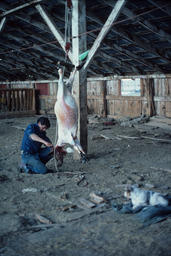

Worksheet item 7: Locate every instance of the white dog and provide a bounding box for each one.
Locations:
[124,186,168,209]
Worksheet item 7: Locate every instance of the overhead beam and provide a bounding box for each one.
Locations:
[148,0,171,17]
[103,0,171,43]
[122,7,171,44]
[35,4,73,63]
[114,27,170,63]
[87,11,170,63]
[0,0,43,18]
[88,33,140,74]
[0,17,6,32]
[88,29,163,73]
[106,40,164,73]
[83,0,126,71]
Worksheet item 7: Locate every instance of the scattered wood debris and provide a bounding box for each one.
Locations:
[75,174,88,186]
[89,192,105,204]
[117,135,141,140]
[22,188,38,193]
[150,167,171,173]
[78,198,96,209]
[119,115,150,127]
[91,134,106,140]
[141,136,171,143]
[103,121,115,126]
[61,204,77,212]
[35,214,52,224]
[60,192,69,200]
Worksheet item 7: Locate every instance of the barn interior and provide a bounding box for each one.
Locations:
[0,1,171,256]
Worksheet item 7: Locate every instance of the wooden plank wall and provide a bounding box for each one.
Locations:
[0,81,58,117]
[87,77,171,118]
[0,76,171,119]
[0,88,36,118]
[154,78,171,117]
[37,82,57,115]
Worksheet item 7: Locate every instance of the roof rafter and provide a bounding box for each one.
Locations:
[0,17,6,32]
[122,7,171,44]
[83,0,127,71]
[0,0,43,18]
[35,4,73,63]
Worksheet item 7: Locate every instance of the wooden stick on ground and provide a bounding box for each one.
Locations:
[150,167,171,173]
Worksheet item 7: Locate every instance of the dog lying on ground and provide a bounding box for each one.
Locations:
[112,185,171,226]
[124,185,169,210]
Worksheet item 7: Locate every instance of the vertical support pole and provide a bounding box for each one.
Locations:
[32,88,36,112]
[140,78,144,115]
[140,78,144,97]
[100,80,107,117]
[72,0,87,153]
[118,79,121,96]
[145,78,155,117]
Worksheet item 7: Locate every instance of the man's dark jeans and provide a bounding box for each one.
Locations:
[21,147,53,174]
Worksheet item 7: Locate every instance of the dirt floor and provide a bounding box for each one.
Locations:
[0,114,171,256]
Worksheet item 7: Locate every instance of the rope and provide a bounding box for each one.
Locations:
[64,0,72,74]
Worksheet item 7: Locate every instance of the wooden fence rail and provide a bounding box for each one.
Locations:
[0,88,36,118]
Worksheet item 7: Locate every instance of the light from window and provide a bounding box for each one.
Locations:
[121,78,140,96]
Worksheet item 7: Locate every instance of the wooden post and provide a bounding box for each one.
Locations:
[72,0,87,153]
[140,78,144,97]
[100,80,107,117]
[118,79,121,96]
[145,78,155,117]
[165,78,170,96]
[20,89,25,111]
[32,88,36,111]
[16,90,20,111]
[0,17,6,32]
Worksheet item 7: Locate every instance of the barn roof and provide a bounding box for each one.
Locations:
[0,0,171,81]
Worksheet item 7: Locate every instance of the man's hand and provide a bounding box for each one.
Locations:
[44,141,53,147]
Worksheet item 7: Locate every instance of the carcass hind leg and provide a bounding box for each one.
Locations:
[73,137,88,163]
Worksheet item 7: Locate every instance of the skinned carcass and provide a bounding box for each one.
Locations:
[54,67,87,166]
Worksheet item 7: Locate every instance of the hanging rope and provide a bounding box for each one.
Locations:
[64,0,72,62]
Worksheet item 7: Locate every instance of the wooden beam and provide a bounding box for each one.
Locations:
[83,0,126,71]
[87,74,171,82]
[15,14,51,33]
[113,27,170,63]
[0,0,43,18]
[72,0,87,153]
[100,1,171,62]
[35,4,73,63]
[112,43,164,73]
[0,17,6,32]
[148,0,171,17]
[103,0,171,43]
[144,78,156,116]
[88,33,141,74]
[122,7,171,44]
